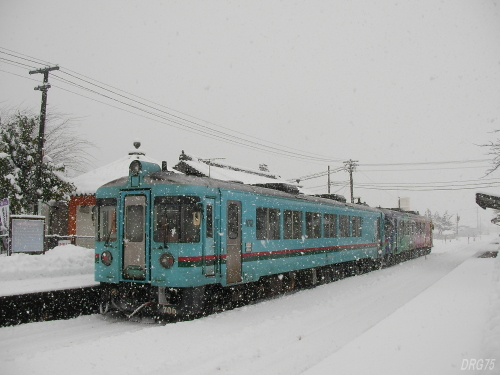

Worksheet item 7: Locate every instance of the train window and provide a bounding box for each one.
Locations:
[206,204,213,238]
[256,207,281,240]
[284,210,302,239]
[154,196,201,243]
[375,217,381,241]
[227,203,240,240]
[125,204,144,242]
[306,212,321,239]
[339,215,350,237]
[96,198,117,241]
[352,216,362,237]
[323,213,337,238]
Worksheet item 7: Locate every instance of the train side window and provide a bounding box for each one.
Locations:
[227,203,240,240]
[284,210,302,239]
[324,213,337,238]
[256,207,281,240]
[306,212,321,239]
[352,216,362,237]
[96,198,117,241]
[206,204,213,238]
[154,196,201,243]
[339,215,350,237]
[375,217,381,241]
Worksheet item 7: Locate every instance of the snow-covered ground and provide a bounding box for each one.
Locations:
[0,245,97,296]
[0,237,498,375]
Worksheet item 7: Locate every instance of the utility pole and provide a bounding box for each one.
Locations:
[29,65,59,214]
[343,159,358,204]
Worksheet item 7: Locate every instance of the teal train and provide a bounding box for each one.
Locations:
[95,160,432,318]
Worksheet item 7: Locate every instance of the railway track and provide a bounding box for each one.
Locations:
[0,286,99,327]
[0,248,430,327]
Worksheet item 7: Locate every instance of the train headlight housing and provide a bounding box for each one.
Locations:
[101,250,113,266]
[159,252,175,269]
[129,160,142,176]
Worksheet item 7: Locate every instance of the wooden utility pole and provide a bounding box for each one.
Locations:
[343,159,358,204]
[29,65,59,214]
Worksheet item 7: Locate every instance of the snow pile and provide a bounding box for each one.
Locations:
[0,245,94,281]
[484,254,500,359]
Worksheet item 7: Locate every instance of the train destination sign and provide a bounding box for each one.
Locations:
[10,216,45,254]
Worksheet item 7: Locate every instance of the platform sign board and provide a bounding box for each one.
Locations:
[0,198,8,231]
[0,198,9,253]
[10,215,45,254]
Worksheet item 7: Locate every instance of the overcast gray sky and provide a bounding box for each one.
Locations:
[1,0,500,228]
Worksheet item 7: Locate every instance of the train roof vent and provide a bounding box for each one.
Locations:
[252,183,300,195]
[385,208,420,215]
[313,194,347,203]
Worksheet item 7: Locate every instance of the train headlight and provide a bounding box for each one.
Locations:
[101,250,113,266]
[159,252,175,269]
[129,160,142,176]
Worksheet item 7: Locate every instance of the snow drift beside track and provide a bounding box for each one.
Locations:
[0,245,93,281]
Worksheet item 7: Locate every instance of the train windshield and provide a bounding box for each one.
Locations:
[96,198,117,241]
[154,196,201,243]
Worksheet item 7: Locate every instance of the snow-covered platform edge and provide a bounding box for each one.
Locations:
[304,255,500,375]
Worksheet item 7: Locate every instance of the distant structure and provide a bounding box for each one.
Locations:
[399,197,410,211]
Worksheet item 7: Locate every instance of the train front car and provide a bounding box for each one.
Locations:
[94,160,210,318]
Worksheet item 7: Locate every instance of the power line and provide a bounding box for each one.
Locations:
[0,57,37,69]
[57,68,344,164]
[357,165,491,172]
[360,159,489,167]
[1,48,346,163]
[327,180,500,191]
[1,47,497,175]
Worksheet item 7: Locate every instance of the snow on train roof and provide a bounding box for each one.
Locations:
[174,151,313,194]
[174,151,280,184]
[71,152,161,195]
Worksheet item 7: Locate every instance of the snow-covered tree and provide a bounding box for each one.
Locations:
[43,112,95,175]
[0,112,75,214]
[481,130,500,175]
[432,211,454,235]
[424,208,433,220]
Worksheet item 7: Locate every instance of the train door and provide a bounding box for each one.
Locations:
[384,216,395,255]
[121,191,150,281]
[375,216,381,254]
[203,197,216,277]
[226,200,242,284]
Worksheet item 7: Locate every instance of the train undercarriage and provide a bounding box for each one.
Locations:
[99,246,432,321]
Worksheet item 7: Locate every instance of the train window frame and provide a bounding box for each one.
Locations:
[256,207,281,240]
[206,204,213,239]
[339,215,350,237]
[323,213,337,238]
[227,203,240,240]
[352,216,362,237]
[284,210,302,239]
[375,217,381,241]
[96,198,117,242]
[153,196,201,243]
[306,212,321,239]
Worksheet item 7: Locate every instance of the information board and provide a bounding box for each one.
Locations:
[11,217,45,253]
